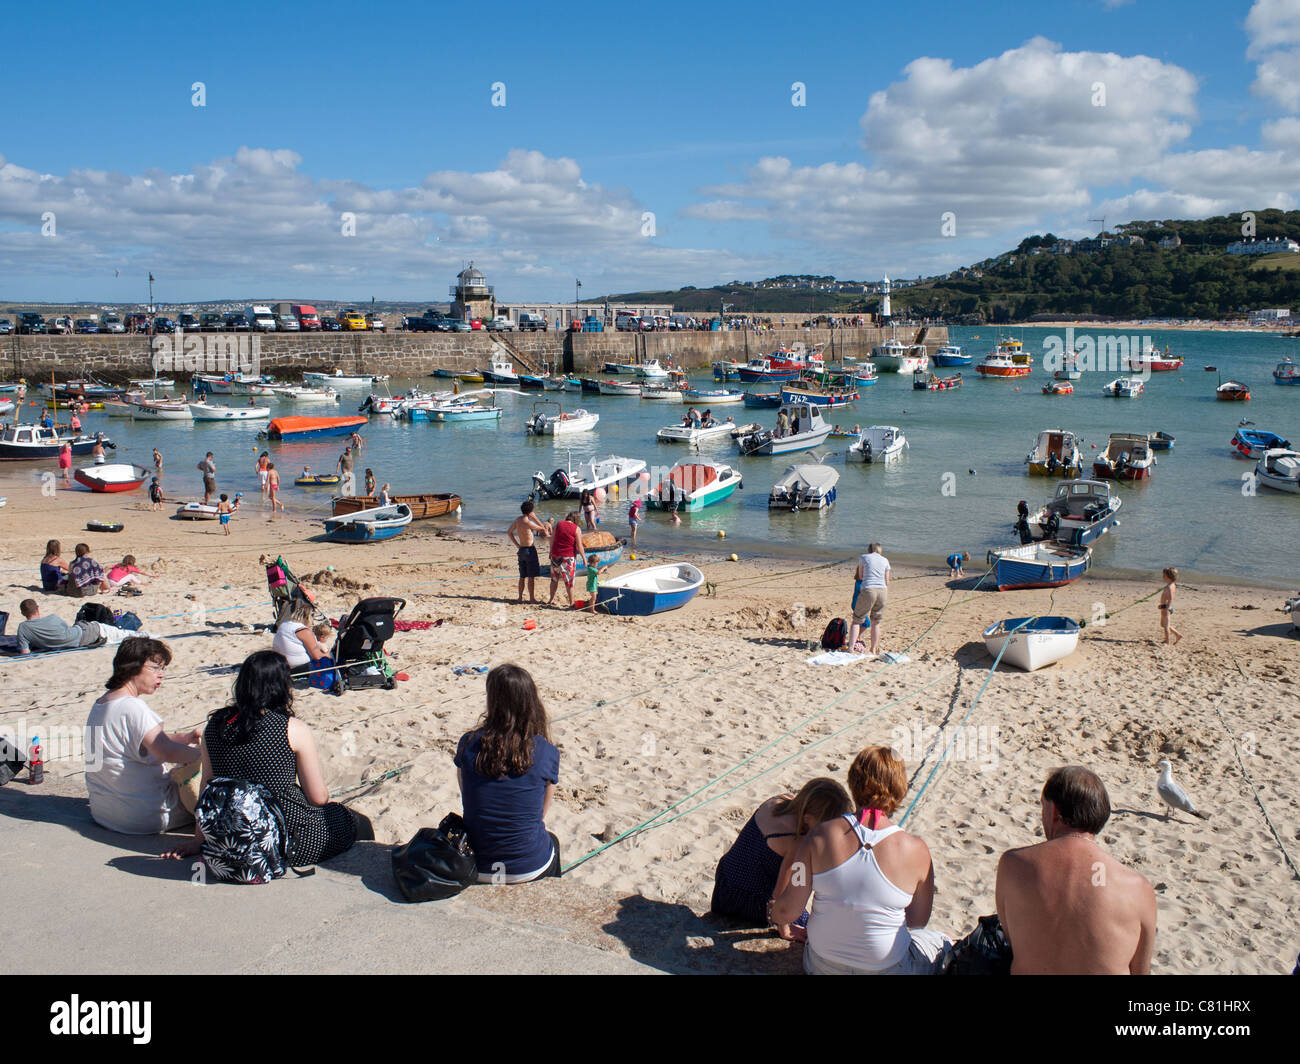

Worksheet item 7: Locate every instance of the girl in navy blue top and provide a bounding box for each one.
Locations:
[455,664,561,883]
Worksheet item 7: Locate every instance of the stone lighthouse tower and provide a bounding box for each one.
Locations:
[451,262,496,323]
[880,275,892,321]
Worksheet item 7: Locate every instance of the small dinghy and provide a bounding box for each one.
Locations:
[986,543,1091,591]
[322,503,413,542]
[85,519,124,533]
[175,502,219,520]
[526,402,599,436]
[597,379,642,396]
[595,563,704,616]
[188,402,271,421]
[1231,426,1290,460]
[684,388,744,405]
[74,463,151,493]
[1092,433,1156,480]
[1255,448,1300,493]
[1042,380,1073,396]
[1216,380,1250,401]
[768,459,839,511]
[848,425,907,463]
[332,492,461,519]
[295,473,342,486]
[983,616,1081,671]
[1148,431,1175,451]
[1102,377,1144,398]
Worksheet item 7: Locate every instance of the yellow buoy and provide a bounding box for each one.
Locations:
[717,530,726,539]
[629,552,637,560]
[729,553,739,562]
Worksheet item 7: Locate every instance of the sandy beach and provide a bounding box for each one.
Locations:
[2,478,1298,974]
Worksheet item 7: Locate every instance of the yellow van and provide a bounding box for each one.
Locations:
[341,312,368,331]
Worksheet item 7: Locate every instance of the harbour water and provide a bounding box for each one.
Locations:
[6,326,1296,586]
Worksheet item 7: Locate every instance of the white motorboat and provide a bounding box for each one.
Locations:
[735,402,832,456]
[640,384,685,400]
[648,459,742,511]
[129,377,176,388]
[196,374,275,396]
[597,379,642,396]
[602,361,641,375]
[1092,432,1156,481]
[1025,429,1083,477]
[1103,377,1145,398]
[768,458,840,511]
[266,384,340,403]
[302,370,376,389]
[636,360,670,380]
[531,454,648,499]
[656,414,739,444]
[131,401,193,421]
[526,402,600,436]
[871,341,928,374]
[188,402,271,421]
[482,357,520,385]
[983,616,1081,671]
[0,400,13,417]
[848,425,907,463]
[1255,448,1300,493]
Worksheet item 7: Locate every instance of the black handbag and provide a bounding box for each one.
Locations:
[391,813,477,902]
[944,914,1013,975]
[0,736,27,787]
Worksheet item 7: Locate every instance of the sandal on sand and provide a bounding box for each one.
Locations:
[852,641,867,654]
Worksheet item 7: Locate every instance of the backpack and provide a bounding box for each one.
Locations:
[75,602,116,627]
[821,617,848,651]
[944,914,1013,975]
[195,778,309,884]
[391,813,478,902]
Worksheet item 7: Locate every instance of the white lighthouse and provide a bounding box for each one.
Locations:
[880,275,892,320]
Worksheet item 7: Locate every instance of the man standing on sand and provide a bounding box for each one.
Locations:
[337,446,356,496]
[507,500,551,604]
[198,452,216,506]
[996,766,1157,975]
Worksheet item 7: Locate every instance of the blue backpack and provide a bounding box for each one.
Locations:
[196,778,311,884]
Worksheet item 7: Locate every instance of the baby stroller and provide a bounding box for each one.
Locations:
[264,555,316,627]
[332,597,406,691]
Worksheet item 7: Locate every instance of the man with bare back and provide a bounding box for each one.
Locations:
[507,500,552,604]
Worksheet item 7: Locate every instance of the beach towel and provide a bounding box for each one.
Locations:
[805,650,869,666]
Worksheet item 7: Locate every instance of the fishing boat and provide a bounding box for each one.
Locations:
[983,617,1081,672]
[1231,426,1291,459]
[737,357,801,384]
[1102,377,1144,398]
[295,473,342,487]
[517,374,546,390]
[640,383,685,401]
[0,425,111,461]
[266,415,368,440]
[636,359,670,380]
[175,502,219,520]
[912,371,961,391]
[526,402,599,436]
[433,401,502,422]
[1092,433,1156,480]
[73,463,150,493]
[976,354,1031,378]
[38,378,119,401]
[481,357,520,386]
[649,458,742,511]
[1029,479,1122,546]
[1216,380,1250,401]
[270,385,340,404]
[131,401,193,421]
[768,459,839,511]
[562,377,584,393]
[744,391,783,408]
[712,360,744,381]
[457,371,485,385]
[602,361,641,375]
[780,384,860,407]
[684,388,744,405]
[848,425,907,464]
[1025,430,1083,477]
[530,454,648,500]
[188,402,270,421]
[1274,359,1300,385]
[302,370,377,389]
[656,414,740,444]
[580,378,602,393]
[1255,449,1300,493]
[1148,431,1175,451]
[331,492,462,519]
[986,543,1091,592]
[1042,381,1073,396]
[995,338,1033,367]
[129,377,176,389]
[852,364,879,388]
[197,374,275,396]
[595,563,705,616]
[541,376,566,392]
[597,379,642,397]
[1125,344,1183,373]
[735,402,832,456]
[322,503,413,543]
[1053,350,1082,381]
[931,345,971,367]
[871,341,928,374]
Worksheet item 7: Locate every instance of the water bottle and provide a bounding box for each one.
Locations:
[28,736,43,785]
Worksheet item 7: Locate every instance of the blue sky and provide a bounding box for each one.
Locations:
[1,0,1296,302]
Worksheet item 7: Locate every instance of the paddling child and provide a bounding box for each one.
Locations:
[364,468,376,497]
[628,497,644,547]
[217,493,239,535]
[58,443,72,486]
[947,552,969,578]
[152,448,163,482]
[585,553,600,613]
[266,463,284,516]
[1158,567,1181,645]
[149,477,164,510]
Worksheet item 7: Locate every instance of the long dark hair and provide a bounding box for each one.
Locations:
[214,650,295,743]
[474,664,549,778]
[105,637,172,691]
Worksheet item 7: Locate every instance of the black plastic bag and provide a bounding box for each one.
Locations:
[391,813,477,902]
[945,914,1013,975]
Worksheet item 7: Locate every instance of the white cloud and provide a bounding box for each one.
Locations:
[1246,0,1300,108]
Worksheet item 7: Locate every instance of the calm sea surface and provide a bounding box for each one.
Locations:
[9,327,1298,585]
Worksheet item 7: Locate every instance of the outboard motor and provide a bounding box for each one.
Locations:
[1044,511,1061,539]
[549,469,569,498]
[528,413,545,436]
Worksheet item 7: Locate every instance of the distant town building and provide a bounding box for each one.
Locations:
[1157,232,1182,250]
[1226,237,1300,256]
[1249,308,1292,324]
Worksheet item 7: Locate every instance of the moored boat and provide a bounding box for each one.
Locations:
[131,401,193,421]
[780,384,860,406]
[74,463,150,493]
[1274,358,1300,385]
[1148,431,1175,451]
[266,415,368,440]
[983,616,1081,671]
[986,543,1091,592]
[331,492,462,518]
[597,379,642,396]
[977,354,1031,378]
[684,388,744,405]
[1042,380,1073,395]
[648,459,742,511]
[1029,479,1122,546]
[530,454,648,499]
[1092,432,1156,480]
[481,357,520,386]
[744,391,783,408]
[1025,429,1083,477]
[1102,377,1144,398]
[735,402,832,456]
[656,414,740,444]
[526,402,599,435]
[1125,344,1183,373]
[322,503,413,542]
[768,459,839,511]
[853,364,879,388]
[1254,448,1300,493]
[931,345,971,367]
[302,370,377,389]
[0,425,111,461]
[188,402,271,420]
[595,563,704,616]
[912,371,961,391]
[1231,426,1290,459]
[1216,380,1250,401]
[848,425,906,464]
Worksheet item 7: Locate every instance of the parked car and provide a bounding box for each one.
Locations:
[200,312,225,331]
[444,315,472,332]
[0,318,12,335]
[469,318,484,330]
[74,319,100,334]
[100,313,125,334]
[517,312,548,332]
[487,315,516,331]
[222,312,251,331]
[320,316,343,331]
[18,313,46,335]
[341,311,368,331]
[178,313,202,331]
[48,316,74,335]
[153,316,177,333]
[366,314,385,332]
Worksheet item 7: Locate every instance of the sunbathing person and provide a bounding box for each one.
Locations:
[15,599,144,654]
[454,663,560,883]
[40,539,69,592]
[770,745,951,974]
[85,638,200,834]
[711,777,851,937]
[996,766,1156,974]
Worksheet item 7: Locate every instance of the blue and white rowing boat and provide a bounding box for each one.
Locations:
[986,543,1091,591]
[1231,426,1291,459]
[595,563,704,616]
[322,503,413,542]
[983,616,1081,671]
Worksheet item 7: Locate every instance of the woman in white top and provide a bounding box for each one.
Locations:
[84,638,201,835]
[271,601,330,677]
[849,542,890,657]
[770,745,951,974]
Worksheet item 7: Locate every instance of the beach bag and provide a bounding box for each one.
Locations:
[821,617,848,651]
[196,778,309,884]
[308,653,340,692]
[391,813,478,902]
[944,914,1013,976]
[75,602,115,627]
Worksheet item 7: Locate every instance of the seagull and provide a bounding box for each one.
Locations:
[1157,759,1209,821]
